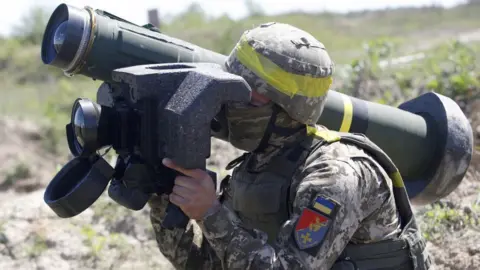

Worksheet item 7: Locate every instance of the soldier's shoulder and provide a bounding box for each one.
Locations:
[313,136,370,159]
[298,131,393,192]
[305,134,373,173]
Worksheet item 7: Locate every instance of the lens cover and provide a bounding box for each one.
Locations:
[44,155,115,218]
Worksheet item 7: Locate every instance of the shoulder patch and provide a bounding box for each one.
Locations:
[292,195,340,254]
[294,208,332,251]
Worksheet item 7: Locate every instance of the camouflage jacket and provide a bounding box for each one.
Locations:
[148,128,406,270]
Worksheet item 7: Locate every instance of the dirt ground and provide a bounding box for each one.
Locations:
[0,101,478,269]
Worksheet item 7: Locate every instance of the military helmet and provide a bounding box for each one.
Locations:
[225,22,335,125]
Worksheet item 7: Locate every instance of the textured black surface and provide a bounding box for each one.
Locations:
[111,62,251,169]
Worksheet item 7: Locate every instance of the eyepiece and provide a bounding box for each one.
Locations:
[73,106,86,147]
[70,98,102,154]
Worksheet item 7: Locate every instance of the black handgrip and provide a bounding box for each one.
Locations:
[160,168,217,230]
[161,202,189,229]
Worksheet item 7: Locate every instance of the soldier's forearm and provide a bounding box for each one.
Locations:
[148,194,222,269]
[198,204,291,270]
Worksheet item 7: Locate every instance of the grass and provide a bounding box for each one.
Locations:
[419,202,480,242]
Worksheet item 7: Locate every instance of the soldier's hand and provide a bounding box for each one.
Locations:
[162,158,219,220]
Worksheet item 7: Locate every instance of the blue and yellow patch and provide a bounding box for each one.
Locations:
[312,195,339,217]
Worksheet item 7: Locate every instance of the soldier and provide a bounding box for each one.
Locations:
[148,22,432,269]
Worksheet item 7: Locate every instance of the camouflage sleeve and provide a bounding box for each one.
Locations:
[197,155,395,269]
[148,194,223,270]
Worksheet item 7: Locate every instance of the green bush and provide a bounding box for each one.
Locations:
[339,38,479,106]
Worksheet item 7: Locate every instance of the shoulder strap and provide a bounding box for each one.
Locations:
[308,127,416,230]
[334,132,415,229]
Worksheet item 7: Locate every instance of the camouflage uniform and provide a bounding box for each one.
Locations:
[149,22,431,269]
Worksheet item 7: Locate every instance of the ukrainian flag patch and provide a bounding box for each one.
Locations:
[312,195,339,217]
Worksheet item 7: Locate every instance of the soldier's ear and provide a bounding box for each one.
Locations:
[250,90,271,106]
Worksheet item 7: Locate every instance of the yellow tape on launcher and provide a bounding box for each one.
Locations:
[41,3,473,207]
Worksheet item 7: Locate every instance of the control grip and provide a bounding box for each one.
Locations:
[161,169,217,230]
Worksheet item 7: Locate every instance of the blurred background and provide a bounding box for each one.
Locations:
[0,0,478,269]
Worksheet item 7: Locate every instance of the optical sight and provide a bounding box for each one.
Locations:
[43,62,252,229]
[41,4,226,81]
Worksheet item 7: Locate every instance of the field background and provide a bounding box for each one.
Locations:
[0,1,479,269]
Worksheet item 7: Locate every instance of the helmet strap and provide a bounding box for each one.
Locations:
[251,104,280,153]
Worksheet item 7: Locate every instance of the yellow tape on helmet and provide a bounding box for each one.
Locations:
[235,35,332,98]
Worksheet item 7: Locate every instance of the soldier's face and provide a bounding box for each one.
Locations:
[225,89,274,152]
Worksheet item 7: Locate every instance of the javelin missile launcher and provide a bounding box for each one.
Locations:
[40,4,474,227]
